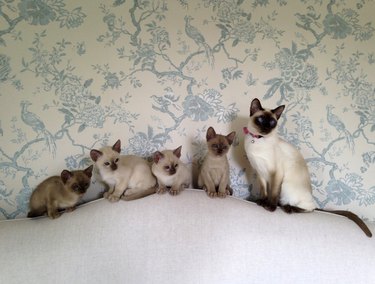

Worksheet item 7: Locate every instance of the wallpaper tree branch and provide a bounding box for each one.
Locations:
[0,0,374,221]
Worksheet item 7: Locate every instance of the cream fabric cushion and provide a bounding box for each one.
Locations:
[1,189,374,284]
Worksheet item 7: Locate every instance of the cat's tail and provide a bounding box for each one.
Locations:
[316,209,372,238]
[121,186,156,201]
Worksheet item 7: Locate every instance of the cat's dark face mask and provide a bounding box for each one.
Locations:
[254,113,277,135]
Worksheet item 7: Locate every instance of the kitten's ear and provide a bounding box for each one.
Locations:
[226,131,236,145]
[153,151,164,164]
[173,146,182,158]
[84,165,94,178]
[90,149,102,162]
[112,139,121,153]
[250,98,263,116]
[272,105,285,120]
[61,170,73,184]
[206,127,216,141]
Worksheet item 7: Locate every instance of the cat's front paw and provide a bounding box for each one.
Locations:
[106,194,120,202]
[156,186,167,194]
[169,187,180,196]
[205,189,217,198]
[217,191,227,198]
[65,207,76,213]
[48,211,61,219]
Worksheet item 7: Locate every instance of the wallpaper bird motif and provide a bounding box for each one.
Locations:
[0,0,374,221]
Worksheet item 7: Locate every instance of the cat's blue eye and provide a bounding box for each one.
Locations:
[114,158,119,163]
[164,166,170,170]
[174,164,178,168]
[72,184,79,191]
[104,162,110,166]
[212,144,218,148]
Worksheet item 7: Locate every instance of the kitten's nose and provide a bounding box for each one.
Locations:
[111,163,117,170]
[169,167,176,175]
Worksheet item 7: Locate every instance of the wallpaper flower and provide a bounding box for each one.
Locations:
[0,0,374,221]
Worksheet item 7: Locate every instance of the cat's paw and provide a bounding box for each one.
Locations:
[65,207,76,213]
[48,211,61,219]
[217,191,227,198]
[256,198,267,207]
[107,194,120,202]
[263,203,277,212]
[206,190,217,198]
[169,188,180,196]
[156,186,167,194]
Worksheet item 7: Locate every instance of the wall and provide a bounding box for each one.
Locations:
[0,0,374,221]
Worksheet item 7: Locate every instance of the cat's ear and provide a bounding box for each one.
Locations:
[173,146,182,158]
[226,131,236,145]
[112,139,121,153]
[272,105,285,120]
[153,151,164,164]
[84,165,94,178]
[90,149,102,162]
[206,127,216,141]
[250,98,263,116]
[61,170,73,184]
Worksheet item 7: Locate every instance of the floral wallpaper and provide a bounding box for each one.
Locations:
[0,0,374,221]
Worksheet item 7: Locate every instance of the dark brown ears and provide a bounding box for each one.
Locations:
[153,151,164,164]
[272,105,285,120]
[173,146,182,158]
[206,127,216,141]
[112,139,121,153]
[61,170,73,184]
[90,149,102,162]
[84,165,93,178]
[226,132,236,145]
[250,98,263,116]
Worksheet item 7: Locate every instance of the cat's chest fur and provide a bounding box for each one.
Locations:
[244,134,280,178]
[202,155,228,182]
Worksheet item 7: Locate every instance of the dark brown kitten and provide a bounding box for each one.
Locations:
[198,127,236,198]
[28,165,93,219]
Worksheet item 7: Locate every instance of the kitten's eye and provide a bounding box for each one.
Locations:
[164,166,170,170]
[174,164,178,168]
[104,162,110,166]
[212,144,218,149]
[72,184,80,191]
[114,158,119,163]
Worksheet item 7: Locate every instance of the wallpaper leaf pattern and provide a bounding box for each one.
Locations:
[0,0,374,221]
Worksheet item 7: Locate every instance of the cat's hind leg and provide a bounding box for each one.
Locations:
[121,185,156,201]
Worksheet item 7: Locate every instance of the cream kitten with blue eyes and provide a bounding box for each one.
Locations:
[90,139,156,202]
[151,146,191,196]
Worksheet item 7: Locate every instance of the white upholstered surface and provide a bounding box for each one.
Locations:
[1,189,374,284]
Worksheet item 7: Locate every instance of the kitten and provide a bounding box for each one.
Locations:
[90,139,156,202]
[198,127,236,198]
[244,98,372,237]
[28,165,93,219]
[152,146,191,195]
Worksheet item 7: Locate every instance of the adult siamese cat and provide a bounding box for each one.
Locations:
[244,98,372,237]
[198,126,236,198]
[28,165,93,219]
[90,139,156,202]
[152,146,191,195]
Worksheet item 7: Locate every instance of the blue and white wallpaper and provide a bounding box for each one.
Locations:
[0,0,374,221]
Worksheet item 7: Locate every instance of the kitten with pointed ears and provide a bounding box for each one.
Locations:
[28,165,93,219]
[152,146,191,195]
[90,139,156,202]
[244,98,372,237]
[198,127,236,198]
